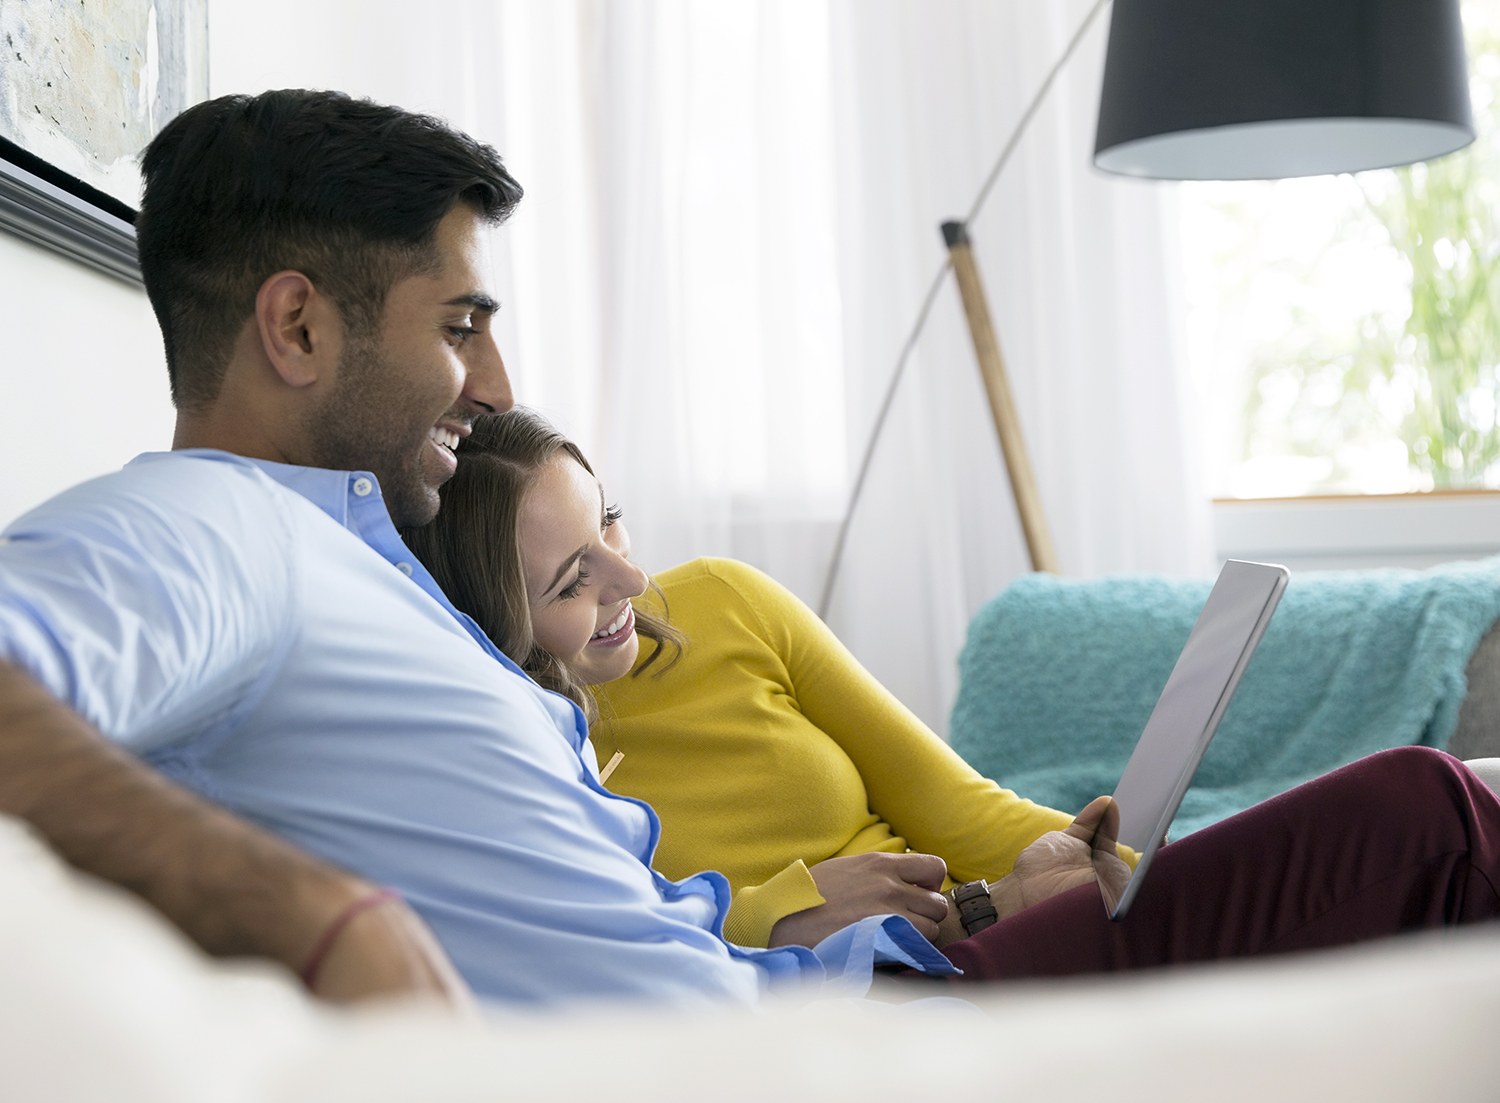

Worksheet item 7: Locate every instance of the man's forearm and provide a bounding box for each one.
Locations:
[0,660,367,968]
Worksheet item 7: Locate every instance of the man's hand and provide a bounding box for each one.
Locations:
[989,795,1132,921]
[0,661,474,1009]
[310,891,477,1011]
[766,851,950,949]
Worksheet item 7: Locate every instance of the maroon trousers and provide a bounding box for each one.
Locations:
[939,746,1500,982]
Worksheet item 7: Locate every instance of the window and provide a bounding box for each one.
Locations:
[1182,1,1500,500]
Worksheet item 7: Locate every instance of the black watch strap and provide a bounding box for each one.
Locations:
[952,879,998,936]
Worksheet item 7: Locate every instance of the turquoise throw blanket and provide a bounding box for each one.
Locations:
[949,558,1500,837]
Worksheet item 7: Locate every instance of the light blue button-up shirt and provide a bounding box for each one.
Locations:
[0,450,955,1005]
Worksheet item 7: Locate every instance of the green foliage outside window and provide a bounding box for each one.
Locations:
[1237,20,1500,491]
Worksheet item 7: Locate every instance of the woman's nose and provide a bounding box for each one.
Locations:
[604,553,649,602]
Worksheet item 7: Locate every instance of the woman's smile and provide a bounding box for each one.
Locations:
[591,604,636,646]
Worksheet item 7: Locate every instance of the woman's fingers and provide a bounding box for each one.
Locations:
[889,851,949,892]
[904,887,952,925]
[771,852,954,948]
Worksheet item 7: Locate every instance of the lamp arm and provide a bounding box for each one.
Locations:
[816,0,1111,618]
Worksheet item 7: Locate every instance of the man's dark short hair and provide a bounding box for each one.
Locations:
[135,89,524,410]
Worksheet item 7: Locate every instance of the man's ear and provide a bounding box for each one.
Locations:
[255,270,342,389]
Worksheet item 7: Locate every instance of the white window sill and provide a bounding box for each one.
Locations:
[1213,492,1500,572]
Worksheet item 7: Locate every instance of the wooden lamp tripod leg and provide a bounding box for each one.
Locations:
[941,220,1060,574]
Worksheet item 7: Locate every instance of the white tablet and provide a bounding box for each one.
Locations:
[1101,559,1289,920]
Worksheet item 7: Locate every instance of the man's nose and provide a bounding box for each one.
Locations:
[464,336,514,414]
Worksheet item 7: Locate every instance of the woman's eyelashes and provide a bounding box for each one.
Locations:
[558,565,590,601]
[559,503,622,602]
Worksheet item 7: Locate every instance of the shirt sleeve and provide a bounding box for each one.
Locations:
[0,459,297,753]
[708,560,1084,883]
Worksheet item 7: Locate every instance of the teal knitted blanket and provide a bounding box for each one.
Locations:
[949,558,1500,837]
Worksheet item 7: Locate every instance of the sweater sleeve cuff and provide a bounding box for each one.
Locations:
[721,860,826,948]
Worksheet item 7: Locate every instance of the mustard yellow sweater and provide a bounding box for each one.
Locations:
[591,558,1079,948]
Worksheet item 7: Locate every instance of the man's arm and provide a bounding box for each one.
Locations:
[0,661,471,1007]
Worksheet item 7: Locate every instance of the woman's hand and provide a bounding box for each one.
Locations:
[988,795,1132,921]
[766,852,950,949]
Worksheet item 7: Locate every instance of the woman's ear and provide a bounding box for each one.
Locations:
[255,270,342,389]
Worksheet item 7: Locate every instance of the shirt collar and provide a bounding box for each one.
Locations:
[246,459,357,530]
[134,450,517,667]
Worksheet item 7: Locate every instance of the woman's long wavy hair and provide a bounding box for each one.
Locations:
[401,407,683,723]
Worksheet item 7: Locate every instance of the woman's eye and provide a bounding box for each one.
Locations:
[558,566,590,600]
[603,504,623,529]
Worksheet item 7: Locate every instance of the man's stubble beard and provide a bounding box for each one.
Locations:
[302,334,444,529]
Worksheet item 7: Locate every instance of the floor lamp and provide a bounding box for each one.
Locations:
[820,0,1475,616]
[947,0,1473,576]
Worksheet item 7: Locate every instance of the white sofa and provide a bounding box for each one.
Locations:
[4,812,1500,1103]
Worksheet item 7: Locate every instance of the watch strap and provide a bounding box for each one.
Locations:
[952,879,999,936]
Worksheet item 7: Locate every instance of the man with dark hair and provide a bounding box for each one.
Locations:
[0,89,954,1006]
[0,89,532,1002]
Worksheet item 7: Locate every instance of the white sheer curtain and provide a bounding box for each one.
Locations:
[211,0,1213,737]
[491,0,851,597]
[821,1,1215,730]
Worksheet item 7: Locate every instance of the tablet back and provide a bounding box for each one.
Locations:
[1103,559,1289,920]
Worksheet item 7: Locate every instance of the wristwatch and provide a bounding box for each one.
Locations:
[951,879,999,936]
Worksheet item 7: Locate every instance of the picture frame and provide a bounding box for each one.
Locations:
[0,0,209,287]
[0,134,142,286]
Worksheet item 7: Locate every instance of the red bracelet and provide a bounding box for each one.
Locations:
[299,887,400,990]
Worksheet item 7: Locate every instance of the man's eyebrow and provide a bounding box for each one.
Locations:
[444,293,500,315]
[544,546,589,596]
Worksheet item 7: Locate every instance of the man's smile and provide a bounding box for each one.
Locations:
[428,425,462,472]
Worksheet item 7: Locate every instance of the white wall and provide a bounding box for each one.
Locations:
[0,232,174,529]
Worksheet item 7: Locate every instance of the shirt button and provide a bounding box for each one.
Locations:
[352,477,373,497]
[396,562,414,576]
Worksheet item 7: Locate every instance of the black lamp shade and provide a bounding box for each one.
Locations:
[1094,0,1475,179]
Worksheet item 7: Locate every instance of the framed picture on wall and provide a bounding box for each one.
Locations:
[0,0,209,286]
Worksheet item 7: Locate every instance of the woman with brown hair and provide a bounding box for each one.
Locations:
[403,407,1500,979]
[402,411,684,727]
[402,407,1114,951]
